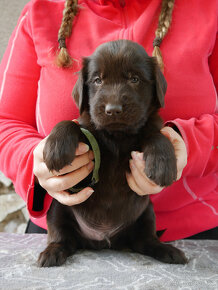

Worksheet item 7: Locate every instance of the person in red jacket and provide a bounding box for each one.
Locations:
[0,0,217,241]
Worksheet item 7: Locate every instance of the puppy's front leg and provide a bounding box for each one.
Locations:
[143,132,177,187]
[43,120,82,172]
[38,201,78,267]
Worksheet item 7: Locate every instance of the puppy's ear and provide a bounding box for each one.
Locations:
[73,58,89,114]
[153,59,167,108]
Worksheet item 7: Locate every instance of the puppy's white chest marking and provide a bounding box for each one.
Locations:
[73,211,123,243]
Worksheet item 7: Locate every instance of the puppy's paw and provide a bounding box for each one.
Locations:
[43,121,81,172]
[38,243,69,267]
[143,135,177,187]
[152,243,188,264]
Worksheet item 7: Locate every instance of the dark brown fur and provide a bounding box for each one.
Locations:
[38,40,187,267]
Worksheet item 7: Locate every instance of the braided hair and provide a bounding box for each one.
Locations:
[56,0,78,67]
[152,0,175,71]
[56,0,175,70]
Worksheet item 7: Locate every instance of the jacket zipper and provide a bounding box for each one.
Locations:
[121,3,128,29]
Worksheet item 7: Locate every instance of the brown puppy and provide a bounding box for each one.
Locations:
[38,40,187,267]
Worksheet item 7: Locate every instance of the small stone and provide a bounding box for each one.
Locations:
[21,207,29,222]
[0,171,12,187]
[17,223,27,234]
[0,193,25,222]
[4,220,20,233]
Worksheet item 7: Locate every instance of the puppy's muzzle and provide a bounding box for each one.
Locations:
[105,103,122,116]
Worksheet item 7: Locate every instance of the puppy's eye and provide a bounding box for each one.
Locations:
[130,76,139,83]
[94,77,102,85]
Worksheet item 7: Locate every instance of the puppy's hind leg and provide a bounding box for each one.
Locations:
[128,201,188,264]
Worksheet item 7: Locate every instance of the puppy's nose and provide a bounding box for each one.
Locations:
[105,104,122,116]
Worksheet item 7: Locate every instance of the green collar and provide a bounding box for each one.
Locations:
[69,124,101,193]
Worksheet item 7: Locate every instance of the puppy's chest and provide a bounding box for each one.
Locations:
[72,150,147,242]
[99,151,129,182]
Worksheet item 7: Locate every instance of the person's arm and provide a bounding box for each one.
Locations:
[127,32,218,195]
[0,4,95,219]
[167,32,218,178]
[0,4,45,215]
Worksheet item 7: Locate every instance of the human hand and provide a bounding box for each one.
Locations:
[33,138,94,205]
[126,126,187,196]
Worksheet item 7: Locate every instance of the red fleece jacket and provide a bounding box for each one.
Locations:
[0,0,217,241]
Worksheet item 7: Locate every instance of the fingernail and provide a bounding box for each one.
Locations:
[87,161,94,171]
[161,129,170,138]
[79,143,89,153]
[87,189,94,196]
[129,159,136,169]
[131,151,144,161]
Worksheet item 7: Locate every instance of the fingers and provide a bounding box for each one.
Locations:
[34,141,90,164]
[52,150,94,176]
[127,153,164,195]
[75,142,90,156]
[50,187,94,206]
[126,172,145,196]
[34,149,94,180]
[42,160,94,192]
[33,138,96,206]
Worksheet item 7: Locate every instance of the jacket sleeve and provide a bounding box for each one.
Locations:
[0,4,52,217]
[167,32,218,178]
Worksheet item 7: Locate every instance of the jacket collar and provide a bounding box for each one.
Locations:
[97,0,126,7]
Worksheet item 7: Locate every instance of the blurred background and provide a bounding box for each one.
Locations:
[0,0,30,233]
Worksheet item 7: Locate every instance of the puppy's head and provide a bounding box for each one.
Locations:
[73,40,167,133]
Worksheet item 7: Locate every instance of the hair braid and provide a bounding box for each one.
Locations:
[57,0,175,69]
[56,0,78,68]
[152,0,175,71]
